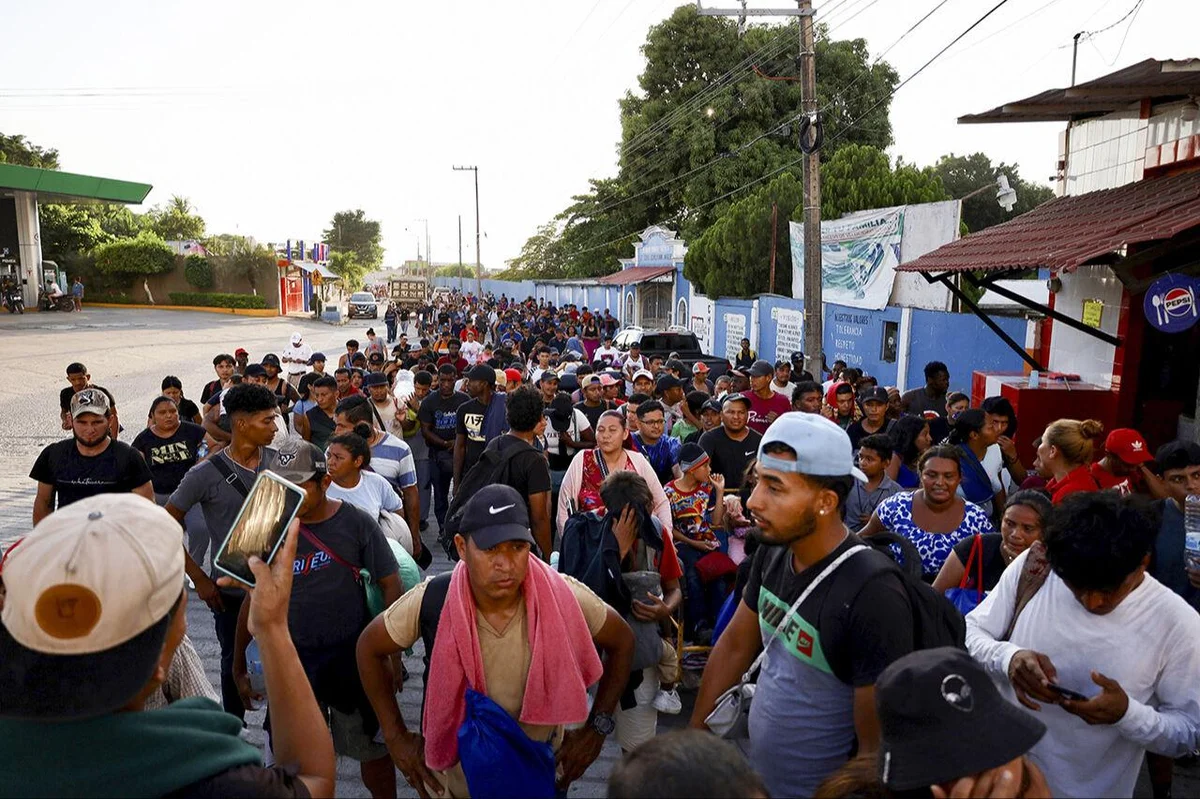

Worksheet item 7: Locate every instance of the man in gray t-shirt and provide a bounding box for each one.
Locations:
[900,360,950,418]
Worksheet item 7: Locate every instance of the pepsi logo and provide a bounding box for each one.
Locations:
[1163,287,1195,317]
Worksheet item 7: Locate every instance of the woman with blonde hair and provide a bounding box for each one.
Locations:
[1037,418,1105,503]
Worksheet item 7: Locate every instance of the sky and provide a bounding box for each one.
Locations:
[0,0,1191,271]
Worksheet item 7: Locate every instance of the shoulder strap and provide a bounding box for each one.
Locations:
[298,522,363,576]
[1000,540,1051,641]
[746,544,868,676]
[211,454,250,499]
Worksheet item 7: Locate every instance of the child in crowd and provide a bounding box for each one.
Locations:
[664,443,728,644]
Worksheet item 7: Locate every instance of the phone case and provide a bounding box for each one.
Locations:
[213,470,306,587]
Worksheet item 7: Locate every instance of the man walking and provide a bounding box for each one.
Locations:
[419,364,470,531]
[454,364,507,486]
[71,275,84,311]
[282,332,312,388]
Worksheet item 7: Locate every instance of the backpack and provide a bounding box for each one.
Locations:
[440,437,534,561]
[557,511,632,615]
[417,572,453,726]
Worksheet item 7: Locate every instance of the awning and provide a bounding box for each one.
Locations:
[898,169,1200,275]
[0,163,152,204]
[594,266,674,285]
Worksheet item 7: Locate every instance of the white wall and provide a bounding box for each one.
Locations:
[1063,107,1146,196]
[1046,264,1125,388]
[889,200,958,310]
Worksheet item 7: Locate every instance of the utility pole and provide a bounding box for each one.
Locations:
[458,214,465,292]
[698,0,822,376]
[453,165,482,297]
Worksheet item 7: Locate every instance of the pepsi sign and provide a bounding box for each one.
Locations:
[1144,273,1200,333]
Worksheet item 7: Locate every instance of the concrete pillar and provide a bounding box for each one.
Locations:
[14,191,41,307]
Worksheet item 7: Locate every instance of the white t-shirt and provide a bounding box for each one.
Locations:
[594,345,619,366]
[283,344,312,375]
[372,398,400,435]
[982,443,1017,495]
[770,379,793,397]
[461,340,483,365]
[326,470,402,518]
[966,553,1200,798]
[542,408,592,461]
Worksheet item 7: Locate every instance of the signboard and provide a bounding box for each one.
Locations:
[1081,299,1104,329]
[390,279,427,303]
[790,207,905,310]
[1144,274,1199,333]
[0,198,20,272]
[772,306,804,363]
[637,229,675,267]
[827,308,874,368]
[724,313,746,363]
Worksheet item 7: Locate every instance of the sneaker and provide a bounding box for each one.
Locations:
[653,688,682,715]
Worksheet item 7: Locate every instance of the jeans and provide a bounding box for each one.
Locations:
[431,453,454,528]
[385,319,397,342]
[213,591,247,721]
[414,458,432,524]
[679,545,726,637]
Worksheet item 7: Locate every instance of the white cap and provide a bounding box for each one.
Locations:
[633,369,655,382]
[70,388,110,419]
[1,494,184,656]
[758,412,867,482]
[291,332,303,345]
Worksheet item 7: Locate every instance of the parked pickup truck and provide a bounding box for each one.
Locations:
[612,326,730,379]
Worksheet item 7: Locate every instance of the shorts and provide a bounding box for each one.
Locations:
[328,704,389,762]
[613,666,659,753]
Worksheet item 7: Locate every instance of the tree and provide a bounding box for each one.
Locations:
[0,133,59,168]
[323,209,384,270]
[328,250,369,293]
[933,153,1057,233]
[514,5,899,279]
[213,236,275,295]
[685,145,948,298]
[435,263,474,278]
[146,195,205,241]
[92,231,175,276]
[184,255,214,289]
[39,203,144,261]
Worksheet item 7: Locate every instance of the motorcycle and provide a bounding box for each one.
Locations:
[38,290,74,313]
[3,287,23,314]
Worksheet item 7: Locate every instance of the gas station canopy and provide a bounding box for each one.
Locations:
[0,163,152,204]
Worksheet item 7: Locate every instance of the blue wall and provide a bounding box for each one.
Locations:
[713,298,755,363]
[823,303,904,387]
[431,277,536,298]
[906,309,1027,392]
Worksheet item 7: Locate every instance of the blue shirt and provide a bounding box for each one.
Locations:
[632,433,681,485]
[1152,499,1200,611]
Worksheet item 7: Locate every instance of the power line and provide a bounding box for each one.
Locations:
[1091,0,1146,65]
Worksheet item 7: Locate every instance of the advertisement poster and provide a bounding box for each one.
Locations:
[790,207,905,311]
[772,307,804,363]
[724,313,746,363]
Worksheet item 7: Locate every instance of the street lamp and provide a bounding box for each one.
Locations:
[960,174,1019,212]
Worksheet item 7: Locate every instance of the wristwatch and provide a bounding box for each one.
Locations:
[590,711,616,737]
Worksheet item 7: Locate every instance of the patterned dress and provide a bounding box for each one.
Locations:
[875,491,995,578]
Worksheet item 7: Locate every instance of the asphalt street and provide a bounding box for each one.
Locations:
[0,307,1189,797]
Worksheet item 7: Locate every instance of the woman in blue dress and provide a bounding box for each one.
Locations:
[859,445,995,580]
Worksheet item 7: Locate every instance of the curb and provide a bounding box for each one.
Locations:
[85,302,278,317]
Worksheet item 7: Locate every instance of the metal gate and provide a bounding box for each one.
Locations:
[639,282,672,329]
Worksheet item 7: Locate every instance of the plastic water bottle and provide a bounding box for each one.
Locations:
[246,639,267,710]
[550,550,561,572]
[1029,370,1040,388]
[197,440,209,460]
[1185,494,1200,572]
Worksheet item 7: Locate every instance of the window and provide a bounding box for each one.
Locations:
[881,320,899,363]
[351,292,375,303]
[677,297,688,327]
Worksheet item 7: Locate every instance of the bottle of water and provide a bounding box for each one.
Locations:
[246,639,267,710]
[1185,494,1200,572]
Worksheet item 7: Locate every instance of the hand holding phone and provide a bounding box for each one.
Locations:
[214,471,305,586]
[1046,682,1088,702]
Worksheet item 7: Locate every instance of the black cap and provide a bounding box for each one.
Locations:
[748,360,774,378]
[876,648,1046,791]
[862,387,890,405]
[244,363,268,378]
[466,364,497,385]
[308,352,326,364]
[538,370,560,384]
[261,353,281,367]
[701,398,722,414]
[655,374,683,393]
[456,485,536,550]
[722,392,752,409]
[363,372,389,387]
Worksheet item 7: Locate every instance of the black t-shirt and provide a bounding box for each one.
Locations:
[177,398,202,422]
[951,533,1007,592]
[166,763,310,798]
[575,400,611,431]
[297,371,322,400]
[131,422,207,494]
[744,535,914,686]
[292,502,398,649]
[59,384,116,412]
[847,418,894,452]
[30,438,153,510]
[699,426,763,490]
[418,390,470,458]
[493,435,552,498]
[200,379,223,405]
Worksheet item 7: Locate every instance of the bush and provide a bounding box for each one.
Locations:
[92,231,175,276]
[184,255,214,289]
[168,292,269,309]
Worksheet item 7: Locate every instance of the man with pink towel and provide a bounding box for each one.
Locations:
[357,484,635,798]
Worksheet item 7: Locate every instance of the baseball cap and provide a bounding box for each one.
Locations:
[629,341,641,349]
[679,442,710,472]
[758,411,867,482]
[748,360,774,378]
[456,484,537,551]
[861,387,890,405]
[633,369,654,383]
[504,368,523,384]
[261,353,281,367]
[538,370,560,384]
[599,373,619,387]
[722,392,752,409]
[235,347,248,357]
[243,364,268,379]
[774,359,790,369]
[262,438,327,484]
[70,387,110,419]
[1104,428,1154,465]
[581,374,603,389]
[308,352,326,364]
[0,495,186,720]
[494,369,509,386]
[876,647,1046,791]
[291,332,303,345]
[466,364,497,385]
[362,372,389,388]
[701,398,723,414]
[692,361,710,373]
[656,374,683,393]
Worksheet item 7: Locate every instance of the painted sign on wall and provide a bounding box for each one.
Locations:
[772,306,804,363]
[1144,273,1199,333]
[724,313,746,362]
[790,207,904,310]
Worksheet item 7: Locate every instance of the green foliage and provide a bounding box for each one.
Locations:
[435,263,474,278]
[0,133,59,168]
[92,231,175,276]
[515,6,899,278]
[686,146,948,298]
[38,203,143,262]
[184,255,214,289]
[146,195,206,241]
[328,250,368,292]
[208,235,274,292]
[324,209,384,270]
[168,292,269,309]
[933,153,1057,233]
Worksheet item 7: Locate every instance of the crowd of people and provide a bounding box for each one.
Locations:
[3,285,1200,799]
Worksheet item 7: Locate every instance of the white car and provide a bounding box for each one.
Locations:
[348,291,378,319]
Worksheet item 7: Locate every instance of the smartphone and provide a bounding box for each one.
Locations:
[214,470,305,586]
[1047,683,1088,702]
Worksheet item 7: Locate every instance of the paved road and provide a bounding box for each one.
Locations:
[2,307,1191,797]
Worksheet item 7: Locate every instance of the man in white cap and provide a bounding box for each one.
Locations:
[281,332,312,389]
[0,494,335,796]
[691,413,916,799]
[30,388,153,524]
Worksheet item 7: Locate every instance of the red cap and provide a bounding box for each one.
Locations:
[504,368,522,384]
[234,348,248,356]
[1105,428,1153,465]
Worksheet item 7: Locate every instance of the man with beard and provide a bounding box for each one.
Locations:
[32,388,153,524]
[691,413,915,798]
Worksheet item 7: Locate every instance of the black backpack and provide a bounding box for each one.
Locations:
[439,437,533,560]
[557,511,632,615]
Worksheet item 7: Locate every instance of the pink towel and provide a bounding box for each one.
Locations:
[424,558,604,771]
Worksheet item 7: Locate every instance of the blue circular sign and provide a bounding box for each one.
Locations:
[1144,273,1200,333]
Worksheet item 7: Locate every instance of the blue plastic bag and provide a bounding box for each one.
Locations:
[943,535,987,616]
[458,689,556,799]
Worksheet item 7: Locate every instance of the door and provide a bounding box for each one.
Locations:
[639,283,671,330]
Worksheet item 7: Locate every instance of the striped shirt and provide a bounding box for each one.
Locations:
[370,433,417,491]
